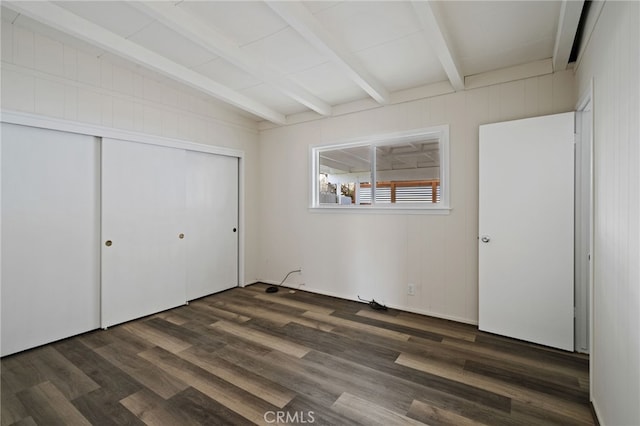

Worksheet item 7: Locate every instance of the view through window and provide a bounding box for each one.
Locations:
[313,127,449,209]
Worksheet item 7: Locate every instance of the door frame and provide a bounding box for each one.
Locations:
[0,110,246,288]
[575,82,594,356]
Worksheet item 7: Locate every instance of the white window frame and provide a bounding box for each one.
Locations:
[310,125,451,213]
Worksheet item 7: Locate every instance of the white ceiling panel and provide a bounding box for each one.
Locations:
[54,1,154,39]
[438,1,561,75]
[304,2,342,15]
[356,32,448,92]
[310,1,420,53]
[290,61,365,105]
[463,40,554,78]
[240,26,327,75]
[177,0,287,46]
[1,5,19,23]
[193,57,262,91]
[241,83,309,116]
[128,21,217,69]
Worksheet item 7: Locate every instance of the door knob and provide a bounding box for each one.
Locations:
[233,228,237,232]
[481,236,490,243]
[178,233,184,239]
[105,240,112,247]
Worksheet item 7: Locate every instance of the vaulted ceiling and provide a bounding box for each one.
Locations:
[2,1,584,125]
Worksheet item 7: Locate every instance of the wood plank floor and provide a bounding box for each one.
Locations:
[1,283,594,425]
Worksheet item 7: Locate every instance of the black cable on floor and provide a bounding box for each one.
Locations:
[266,269,301,293]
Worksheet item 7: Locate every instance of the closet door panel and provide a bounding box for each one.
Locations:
[1,123,100,356]
[186,151,238,300]
[101,138,186,328]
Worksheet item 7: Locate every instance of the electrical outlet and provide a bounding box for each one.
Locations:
[408,283,415,296]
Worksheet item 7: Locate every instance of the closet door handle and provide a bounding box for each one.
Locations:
[178,233,185,239]
[233,228,237,232]
[105,240,113,247]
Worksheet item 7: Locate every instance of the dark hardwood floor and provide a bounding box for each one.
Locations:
[1,283,594,425]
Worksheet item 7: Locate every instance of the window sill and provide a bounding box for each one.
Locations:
[308,205,452,215]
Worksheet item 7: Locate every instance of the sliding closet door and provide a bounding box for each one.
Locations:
[186,151,238,300]
[101,138,186,328]
[1,123,100,356]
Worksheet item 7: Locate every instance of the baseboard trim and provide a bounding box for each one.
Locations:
[247,281,477,326]
[589,400,601,426]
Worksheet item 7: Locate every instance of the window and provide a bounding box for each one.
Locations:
[311,126,450,211]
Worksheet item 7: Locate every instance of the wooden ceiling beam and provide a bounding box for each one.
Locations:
[133,2,332,117]
[266,1,390,105]
[4,1,287,124]
[411,1,465,91]
[552,0,585,71]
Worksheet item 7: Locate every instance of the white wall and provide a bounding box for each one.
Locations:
[258,71,575,323]
[0,18,262,284]
[574,2,640,424]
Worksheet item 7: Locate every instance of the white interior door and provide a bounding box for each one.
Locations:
[1,123,100,356]
[479,112,575,351]
[186,151,238,300]
[101,138,186,328]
